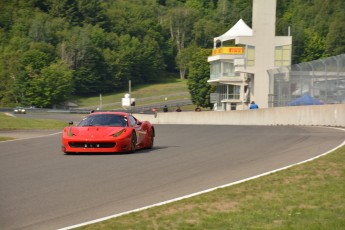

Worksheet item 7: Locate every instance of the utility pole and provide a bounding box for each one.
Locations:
[99,93,102,110]
[129,80,132,113]
[129,80,131,96]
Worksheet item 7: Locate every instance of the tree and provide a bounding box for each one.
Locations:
[166,6,196,79]
[58,26,112,95]
[25,61,73,108]
[113,34,141,86]
[0,50,22,107]
[48,0,81,26]
[58,26,90,69]
[77,0,110,29]
[21,49,54,74]
[187,48,214,108]
[175,44,194,80]
[300,29,327,62]
[326,13,345,56]
[28,13,54,43]
[12,48,55,105]
[214,0,230,24]
[192,18,220,48]
[137,35,166,82]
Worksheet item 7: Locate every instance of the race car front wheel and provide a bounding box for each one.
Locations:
[130,131,137,153]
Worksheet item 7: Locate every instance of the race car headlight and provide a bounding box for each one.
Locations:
[113,128,126,137]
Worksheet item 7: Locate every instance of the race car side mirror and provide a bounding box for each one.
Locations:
[68,121,73,126]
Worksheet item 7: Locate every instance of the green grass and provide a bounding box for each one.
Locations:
[78,145,345,230]
[0,113,67,130]
[0,136,15,141]
[75,79,189,109]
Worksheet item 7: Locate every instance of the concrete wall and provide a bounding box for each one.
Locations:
[134,104,345,127]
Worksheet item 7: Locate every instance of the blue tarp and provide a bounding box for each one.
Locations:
[288,93,323,106]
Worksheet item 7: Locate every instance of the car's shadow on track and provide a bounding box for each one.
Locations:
[63,146,176,156]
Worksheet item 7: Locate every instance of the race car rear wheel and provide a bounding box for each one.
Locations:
[130,131,137,153]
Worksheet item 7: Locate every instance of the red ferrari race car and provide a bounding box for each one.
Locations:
[61,112,155,154]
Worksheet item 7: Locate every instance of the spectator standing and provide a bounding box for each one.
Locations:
[249,101,259,109]
[195,106,201,112]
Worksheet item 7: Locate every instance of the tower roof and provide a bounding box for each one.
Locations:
[214,19,253,44]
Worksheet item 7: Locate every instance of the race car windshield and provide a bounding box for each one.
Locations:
[78,114,128,127]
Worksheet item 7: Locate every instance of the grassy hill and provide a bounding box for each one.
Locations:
[75,78,192,110]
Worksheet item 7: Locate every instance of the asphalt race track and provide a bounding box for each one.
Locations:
[0,124,344,229]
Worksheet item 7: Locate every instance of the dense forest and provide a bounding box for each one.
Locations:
[0,0,344,108]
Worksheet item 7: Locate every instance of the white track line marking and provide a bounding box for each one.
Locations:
[59,137,345,230]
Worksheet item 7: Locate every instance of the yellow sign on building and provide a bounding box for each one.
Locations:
[212,47,244,55]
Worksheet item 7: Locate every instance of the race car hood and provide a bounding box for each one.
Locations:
[67,126,127,138]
